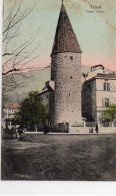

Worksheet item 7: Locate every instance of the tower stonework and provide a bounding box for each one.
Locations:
[48,3,82,128]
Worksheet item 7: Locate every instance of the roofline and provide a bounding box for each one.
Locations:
[3,106,20,109]
[51,3,82,56]
[38,90,49,96]
[84,75,116,84]
[3,103,20,109]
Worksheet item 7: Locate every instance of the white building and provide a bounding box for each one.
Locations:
[38,89,49,110]
[2,103,20,120]
[82,65,116,124]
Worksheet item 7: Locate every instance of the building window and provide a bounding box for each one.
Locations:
[70,76,72,79]
[104,82,110,91]
[46,95,48,98]
[103,98,109,107]
[70,56,73,60]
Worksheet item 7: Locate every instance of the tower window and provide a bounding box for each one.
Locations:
[70,76,72,79]
[70,56,73,60]
[69,93,70,96]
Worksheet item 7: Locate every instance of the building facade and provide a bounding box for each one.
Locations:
[2,103,20,120]
[38,89,49,110]
[82,72,116,123]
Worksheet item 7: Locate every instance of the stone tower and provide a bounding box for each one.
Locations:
[47,2,82,129]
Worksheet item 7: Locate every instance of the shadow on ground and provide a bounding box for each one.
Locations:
[1,134,116,180]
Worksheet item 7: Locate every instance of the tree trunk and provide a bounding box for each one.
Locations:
[34,123,37,132]
[112,121,114,127]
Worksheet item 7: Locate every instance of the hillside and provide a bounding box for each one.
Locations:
[2,65,112,105]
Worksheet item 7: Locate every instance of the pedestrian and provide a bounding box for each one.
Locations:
[5,121,8,134]
[18,125,24,139]
[8,123,14,139]
[43,124,49,134]
[95,123,99,133]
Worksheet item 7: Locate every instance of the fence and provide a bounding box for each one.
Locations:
[86,121,116,127]
[86,121,96,127]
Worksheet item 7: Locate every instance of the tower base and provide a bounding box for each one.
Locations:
[50,119,84,133]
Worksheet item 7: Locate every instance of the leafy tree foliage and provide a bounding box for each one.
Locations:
[102,104,116,121]
[15,91,49,131]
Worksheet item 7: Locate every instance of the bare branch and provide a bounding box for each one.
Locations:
[2,0,47,107]
[2,53,13,56]
[2,68,20,76]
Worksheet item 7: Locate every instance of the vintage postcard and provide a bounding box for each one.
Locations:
[1,0,116,182]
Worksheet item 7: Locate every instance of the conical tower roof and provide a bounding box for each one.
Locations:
[51,2,82,56]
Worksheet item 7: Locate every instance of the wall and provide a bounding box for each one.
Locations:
[38,91,49,109]
[82,79,96,121]
[69,126,116,134]
[82,76,116,122]
[50,52,82,126]
[2,108,18,120]
[96,78,116,121]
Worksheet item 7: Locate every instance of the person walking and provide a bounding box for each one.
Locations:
[18,125,24,139]
[43,124,49,134]
[95,123,99,133]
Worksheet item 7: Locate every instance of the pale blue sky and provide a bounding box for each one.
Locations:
[3,0,116,71]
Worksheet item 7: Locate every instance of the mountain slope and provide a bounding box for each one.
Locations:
[2,65,112,105]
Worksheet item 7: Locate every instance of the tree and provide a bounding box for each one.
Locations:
[15,91,49,131]
[2,0,40,76]
[102,104,116,126]
[2,0,42,104]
